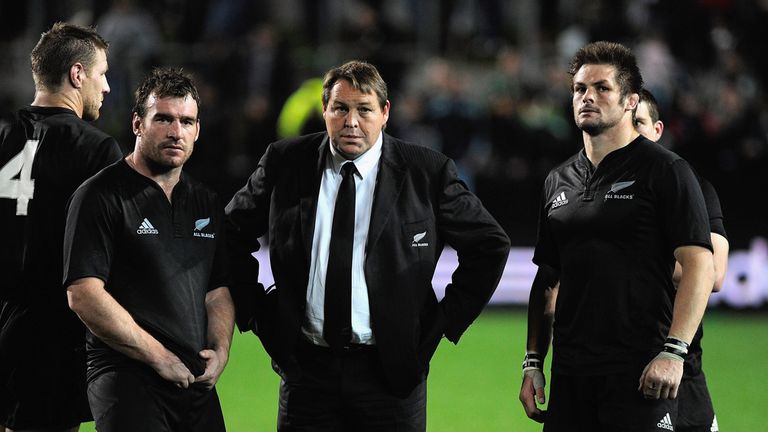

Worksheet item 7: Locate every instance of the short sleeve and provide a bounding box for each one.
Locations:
[656,159,713,253]
[62,182,118,286]
[532,177,560,271]
[699,178,727,239]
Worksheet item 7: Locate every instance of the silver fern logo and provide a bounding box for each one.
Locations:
[412,231,428,247]
[605,180,635,200]
[193,217,215,238]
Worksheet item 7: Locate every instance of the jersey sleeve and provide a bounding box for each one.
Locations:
[532,176,560,271]
[699,178,727,239]
[657,159,713,253]
[62,180,119,286]
[208,198,231,291]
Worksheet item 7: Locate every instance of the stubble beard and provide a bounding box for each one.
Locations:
[82,100,100,121]
[141,142,191,175]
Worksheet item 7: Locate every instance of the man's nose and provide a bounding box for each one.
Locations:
[167,121,181,139]
[344,111,359,128]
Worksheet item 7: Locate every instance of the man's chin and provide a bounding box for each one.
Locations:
[577,121,606,137]
[82,110,100,121]
[335,143,363,159]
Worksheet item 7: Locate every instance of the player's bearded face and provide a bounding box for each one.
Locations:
[572,64,635,136]
[133,94,199,171]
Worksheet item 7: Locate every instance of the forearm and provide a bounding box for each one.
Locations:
[67,278,176,368]
[526,278,557,357]
[669,247,715,342]
[205,286,235,360]
[711,233,729,292]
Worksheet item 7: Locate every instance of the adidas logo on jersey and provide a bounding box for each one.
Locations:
[136,218,159,235]
[657,412,674,431]
[551,191,569,209]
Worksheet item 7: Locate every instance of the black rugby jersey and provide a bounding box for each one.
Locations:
[533,136,712,376]
[63,160,230,380]
[0,106,121,305]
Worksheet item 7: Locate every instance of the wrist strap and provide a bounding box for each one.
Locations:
[522,352,543,370]
[662,336,689,361]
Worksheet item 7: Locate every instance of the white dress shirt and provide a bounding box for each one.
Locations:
[301,132,382,345]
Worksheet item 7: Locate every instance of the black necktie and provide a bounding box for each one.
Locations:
[324,162,357,350]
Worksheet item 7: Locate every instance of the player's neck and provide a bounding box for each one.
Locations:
[582,120,639,167]
[31,88,83,118]
[125,154,182,202]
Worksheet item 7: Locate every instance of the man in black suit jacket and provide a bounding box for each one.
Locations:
[226,60,510,431]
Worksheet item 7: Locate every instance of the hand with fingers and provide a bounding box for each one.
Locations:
[638,337,688,400]
[519,352,547,423]
[195,348,229,390]
[151,350,195,389]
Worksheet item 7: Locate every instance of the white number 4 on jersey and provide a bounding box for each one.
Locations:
[0,139,38,215]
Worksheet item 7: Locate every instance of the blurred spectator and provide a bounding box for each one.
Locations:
[0,0,765,246]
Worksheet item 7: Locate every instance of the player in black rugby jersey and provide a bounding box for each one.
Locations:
[64,68,234,432]
[519,41,715,431]
[0,22,121,432]
[634,89,728,432]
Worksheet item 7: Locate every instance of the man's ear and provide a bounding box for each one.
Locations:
[132,113,142,136]
[626,92,640,111]
[69,63,85,89]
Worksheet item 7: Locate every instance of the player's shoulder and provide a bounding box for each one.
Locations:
[181,170,220,201]
[634,136,684,166]
[30,106,114,146]
[543,150,581,186]
[55,112,113,145]
[76,159,124,191]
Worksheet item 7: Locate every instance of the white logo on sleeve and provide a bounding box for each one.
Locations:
[657,412,674,431]
[411,231,428,247]
[136,218,159,235]
[710,415,719,432]
[193,217,215,238]
[551,191,569,209]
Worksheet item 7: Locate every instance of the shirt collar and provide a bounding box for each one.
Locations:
[328,131,383,179]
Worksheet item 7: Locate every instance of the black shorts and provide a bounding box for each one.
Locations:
[545,372,679,432]
[0,299,91,429]
[88,366,225,432]
[678,371,717,432]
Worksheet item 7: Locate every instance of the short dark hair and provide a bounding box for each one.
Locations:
[30,22,109,92]
[568,41,643,99]
[132,67,201,120]
[637,89,660,123]
[322,60,388,110]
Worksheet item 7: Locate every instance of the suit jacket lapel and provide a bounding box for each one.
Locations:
[300,135,329,259]
[367,134,406,253]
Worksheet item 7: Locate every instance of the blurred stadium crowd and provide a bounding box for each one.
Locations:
[1,0,766,247]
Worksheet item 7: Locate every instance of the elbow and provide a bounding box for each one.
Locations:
[712,273,725,293]
[66,285,87,317]
[705,263,717,294]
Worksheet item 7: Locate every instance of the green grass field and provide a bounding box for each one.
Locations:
[81,309,768,431]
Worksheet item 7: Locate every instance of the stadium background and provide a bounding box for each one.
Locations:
[1,0,766,430]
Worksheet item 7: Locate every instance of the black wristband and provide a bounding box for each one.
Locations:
[662,337,689,360]
[522,352,543,370]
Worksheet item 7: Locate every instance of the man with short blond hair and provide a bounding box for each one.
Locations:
[0,22,121,432]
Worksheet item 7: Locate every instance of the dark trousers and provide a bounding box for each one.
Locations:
[277,341,427,432]
[545,372,679,432]
[88,366,225,432]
